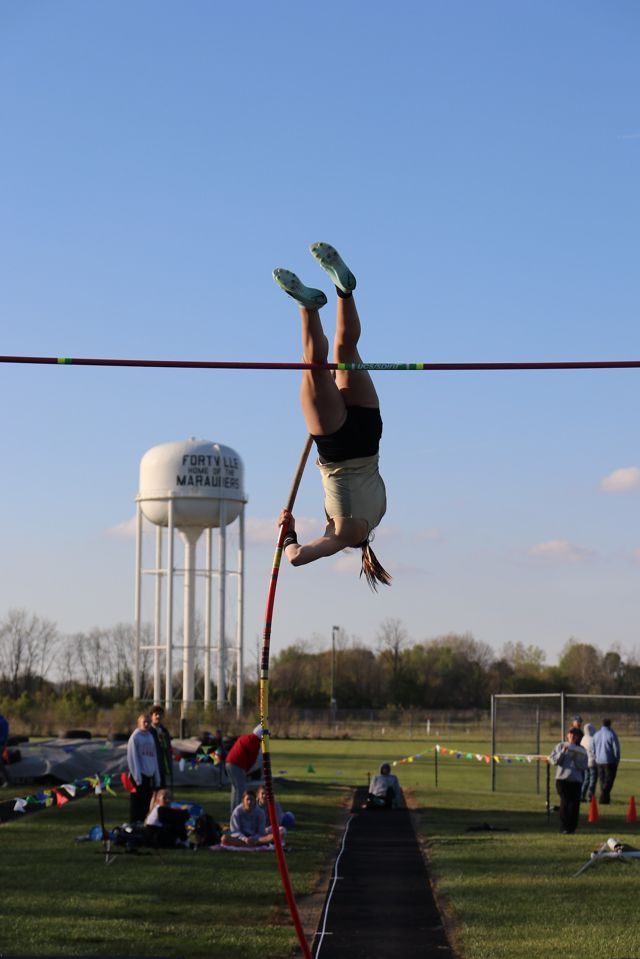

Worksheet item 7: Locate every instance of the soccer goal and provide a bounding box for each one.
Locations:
[490,692,640,794]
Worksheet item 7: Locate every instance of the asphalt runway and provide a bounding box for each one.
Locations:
[312,787,454,959]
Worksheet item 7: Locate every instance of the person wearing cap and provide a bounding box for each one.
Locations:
[549,727,588,834]
[569,715,584,743]
[593,718,621,804]
[224,724,264,813]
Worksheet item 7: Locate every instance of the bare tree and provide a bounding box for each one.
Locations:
[74,629,110,689]
[376,617,409,677]
[0,609,59,695]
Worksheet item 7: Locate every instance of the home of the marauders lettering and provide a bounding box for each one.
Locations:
[175,453,241,490]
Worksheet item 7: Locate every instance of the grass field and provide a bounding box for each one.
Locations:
[2,737,640,958]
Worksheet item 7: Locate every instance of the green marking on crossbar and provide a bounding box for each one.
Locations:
[337,362,425,371]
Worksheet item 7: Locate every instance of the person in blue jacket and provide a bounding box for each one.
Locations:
[593,718,621,805]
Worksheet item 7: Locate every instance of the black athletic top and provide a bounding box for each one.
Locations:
[313,406,383,463]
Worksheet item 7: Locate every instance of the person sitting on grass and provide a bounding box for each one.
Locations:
[367,762,402,809]
[221,789,285,848]
[256,785,283,826]
[143,789,189,848]
[256,785,296,830]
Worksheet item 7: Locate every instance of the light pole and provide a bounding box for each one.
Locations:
[331,625,339,719]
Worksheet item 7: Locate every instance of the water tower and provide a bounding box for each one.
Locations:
[133,438,247,716]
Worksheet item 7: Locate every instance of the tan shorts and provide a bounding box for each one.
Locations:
[317,454,387,534]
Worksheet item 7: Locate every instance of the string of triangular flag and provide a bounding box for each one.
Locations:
[391,745,549,767]
[12,773,117,814]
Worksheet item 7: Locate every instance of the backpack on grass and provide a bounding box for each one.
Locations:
[193,813,222,847]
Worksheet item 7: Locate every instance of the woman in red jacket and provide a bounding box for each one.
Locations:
[225,724,263,813]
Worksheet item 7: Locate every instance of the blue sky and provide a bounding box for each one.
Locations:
[1,1,639,670]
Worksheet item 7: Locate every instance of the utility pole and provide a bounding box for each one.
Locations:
[331,625,339,720]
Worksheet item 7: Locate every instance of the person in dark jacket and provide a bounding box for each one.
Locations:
[150,705,173,789]
[0,713,10,788]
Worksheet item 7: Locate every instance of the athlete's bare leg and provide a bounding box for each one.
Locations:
[308,242,379,409]
[299,307,346,436]
[272,267,346,436]
[333,294,379,408]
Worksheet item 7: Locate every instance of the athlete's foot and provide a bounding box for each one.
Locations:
[272,269,327,310]
[310,242,356,294]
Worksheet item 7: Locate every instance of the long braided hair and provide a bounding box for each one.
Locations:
[359,533,392,591]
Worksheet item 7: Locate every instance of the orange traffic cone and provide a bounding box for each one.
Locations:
[626,796,637,823]
[588,794,599,823]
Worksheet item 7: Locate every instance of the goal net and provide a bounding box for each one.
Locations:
[491,692,640,795]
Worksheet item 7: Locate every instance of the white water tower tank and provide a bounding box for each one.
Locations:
[139,438,245,528]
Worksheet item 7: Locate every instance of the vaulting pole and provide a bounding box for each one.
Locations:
[259,435,314,959]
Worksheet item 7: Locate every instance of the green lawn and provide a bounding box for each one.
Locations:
[1,775,342,959]
[3,737,640,958]
[273,739,640,959]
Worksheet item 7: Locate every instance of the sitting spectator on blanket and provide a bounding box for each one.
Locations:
[221,789,285,847]
[367,762,402,809]
[256,785,296,829]
[256,785,284,825]
[143,789,189,848]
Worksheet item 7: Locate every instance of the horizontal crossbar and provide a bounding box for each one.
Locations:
[1,355,640,371]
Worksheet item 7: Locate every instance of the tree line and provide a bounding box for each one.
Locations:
[266,619,640,709]
[1,609,639,711]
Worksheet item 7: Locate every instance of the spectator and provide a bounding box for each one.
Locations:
[225,724,263,813]
[144,789,189,848]
[367,762,402,809]
[126,714,161,823]
[549,727,588,834]
[570,715,584,743]
[149,705,173,789]
[0,712,10,788]
[256,785,284,827]
[221,789,284,848]
[593,718,621,805]
[580,722,597,802]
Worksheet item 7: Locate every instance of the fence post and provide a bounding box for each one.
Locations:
[546,761,551,823]
[490,694,496,792]
[535,705,541,795]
